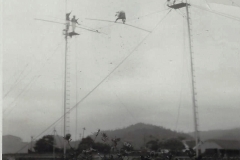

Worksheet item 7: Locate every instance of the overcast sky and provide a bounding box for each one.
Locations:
[2,0,240,142]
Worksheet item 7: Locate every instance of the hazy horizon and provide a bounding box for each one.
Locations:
[3,122,240,142]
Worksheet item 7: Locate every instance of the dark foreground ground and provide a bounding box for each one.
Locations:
[2,154,240,160]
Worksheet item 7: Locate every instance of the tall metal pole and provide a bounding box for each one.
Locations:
[53,128,56,159]
[63,0,68,157]
[82,128,85,139]
[75,40,78,149]
[63,19,68,159]
[31,136,33,150]
[185,1,199,156]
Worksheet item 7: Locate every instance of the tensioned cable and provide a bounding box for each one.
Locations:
[194,4,240,20]
[3,75,40,116]
[4,0,61,97]
[191,4,240,22]
[78,24,98,31]
[3,36,62,101]
[228,0,240,7]
[3,39,64,114]
[3,22,49,95]
[3,63,28,85]
[3,64,30,98]
[114,93,138,124]
[136,0,161,6]
[85,19,152,33]
[35,18,105,34]
[174,9,186,18]
[175,14,186,132]
[35,16,102,32]
[3,30,51,98]
[205,0,212,10]
[94,9,170,30]
[128,9,170,21]
[14,9,173,154]
[92,1,164,30]
[3,68,22,86]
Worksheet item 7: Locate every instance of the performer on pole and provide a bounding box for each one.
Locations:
[71,15,79,32]
[66,12,71,31]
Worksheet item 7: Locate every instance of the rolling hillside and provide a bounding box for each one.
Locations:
[91,123,193,149]
[4,124,239,153]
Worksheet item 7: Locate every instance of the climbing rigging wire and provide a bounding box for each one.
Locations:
[14,9,173,154]
[114,92,139,124]
[3,33,50,99]
[34,18,104,34]
[3,34,62,101]
[3,1,60,97]
[191,4,240,22]
[85,18,152,33]
[3,39,64,115]
[4,0,63,99]
[78,23,99,31]
[136,0,161,6]
[204,0,212,10]
[128,9,170,21]
[174,9,186,18]
[175,14,186,132]
[3,75,40,116]
[3,64,30,98]
[228,0,240,7]
[91,9,170,31]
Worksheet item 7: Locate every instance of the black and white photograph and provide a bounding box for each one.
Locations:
[2,0,240,160]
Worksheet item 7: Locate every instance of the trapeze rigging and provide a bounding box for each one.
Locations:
[86,10,152,33]
[35,12,104,37]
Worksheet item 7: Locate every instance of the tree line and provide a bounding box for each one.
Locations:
[33,135,185,154]
[33,135,134,154]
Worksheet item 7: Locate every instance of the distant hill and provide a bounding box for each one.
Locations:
[2,135,29,154]
[91,123,193,149]
[7,124,239,153]
[189,128,240,141]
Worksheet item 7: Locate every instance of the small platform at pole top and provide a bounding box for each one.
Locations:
[68,32,79,37]
[168,2,190,9]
